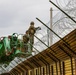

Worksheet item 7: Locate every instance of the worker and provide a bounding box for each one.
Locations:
[23,30,29,52]
[10,33,18,54]
[28,21,41,51]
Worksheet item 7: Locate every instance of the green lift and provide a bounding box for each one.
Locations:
[0,33,32,64]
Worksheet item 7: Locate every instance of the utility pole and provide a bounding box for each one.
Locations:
[50,8,53,46]
[47,8,53,46]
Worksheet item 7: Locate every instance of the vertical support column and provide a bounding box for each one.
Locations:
[40,67,42,75]
[27,70,29,75]
[46,65,48,75]
[38,67,40,75]
[75,58,76,75]
[32,69,34,75]
[29,70,32,75]
[62,62,65,75]
[35,68,39,75]
[43,67,45,75]
[41,67,45,75]
[24,71,28,75]
[46,65,49,75]
[70,58,73,75]
[37,68,39,75]
[35,69,37,75]
[45,66,47,75]
[59,61,62,75]
[49,65,51,75]
[38,67,39,75]
[21,72,23,75]
[56,63,58,75]
[51,65,53,75]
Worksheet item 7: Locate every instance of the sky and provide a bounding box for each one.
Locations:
[0,0,54,37]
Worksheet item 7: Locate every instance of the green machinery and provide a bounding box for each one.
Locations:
[0,33,32,64]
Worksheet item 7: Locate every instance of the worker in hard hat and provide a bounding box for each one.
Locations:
[29,22,35,42]
[28,21,41,51]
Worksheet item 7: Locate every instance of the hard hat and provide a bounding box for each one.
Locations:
[30,21,34,25]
